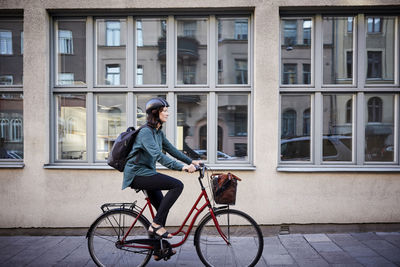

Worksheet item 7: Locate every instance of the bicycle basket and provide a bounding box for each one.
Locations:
[210,173,241,205]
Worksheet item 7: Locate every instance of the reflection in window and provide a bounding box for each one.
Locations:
[106,65,120,85]
[281,95,311,161]
[282,109,296,137]
[347,17,353,33]
[365,94,394,162]
[346,99,352,123]
[235,59,248,84]
[218,18,248,85]
[303,20,311,45]
[106,21,121,46]
[177,19,207,85]
[234,20,248,40]
[303,64,310,84]
[56,20,86,86]
[136,19,166,85]
[365,17,395,84]
[177,95,207,160]
[367,17,381,33]
[58,30,73,54]
[323,17,354,84]
[367,97,382,122]
[283,20,297,45]
[323,95,353,162]
[0,75,13,85]
[56,95,86,160]
[0,31,12,55]
[96,94,126,161]
[303,108,310,136]
[281,18,312,85]
[20,31,23,54]
[0,94,23,160]
[97,19,126,85]
[58,73,74,85]
[367,51,382,79]
[283,64,297,84]
[218,95,248,161]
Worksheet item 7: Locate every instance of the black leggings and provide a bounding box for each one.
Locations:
[130,173,184,226]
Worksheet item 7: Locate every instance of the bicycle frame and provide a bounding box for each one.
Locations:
[121,172,229,249]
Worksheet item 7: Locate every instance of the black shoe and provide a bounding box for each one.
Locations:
[148,224,172,239]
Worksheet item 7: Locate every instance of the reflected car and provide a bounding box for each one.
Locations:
[193,149,237,160]
[6,150,23,159]
[281,135,352,161]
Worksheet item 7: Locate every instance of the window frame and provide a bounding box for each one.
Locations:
[48,13,254,169]
[278,13,400,171]
[0,16,24,167]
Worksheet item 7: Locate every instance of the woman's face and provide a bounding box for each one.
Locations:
[159,107,169,123]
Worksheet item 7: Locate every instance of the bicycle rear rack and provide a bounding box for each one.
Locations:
[100,201,141,213]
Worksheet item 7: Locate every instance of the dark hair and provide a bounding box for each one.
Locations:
[146,106,165,129]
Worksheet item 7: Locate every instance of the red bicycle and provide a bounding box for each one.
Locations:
[87,164,264,266]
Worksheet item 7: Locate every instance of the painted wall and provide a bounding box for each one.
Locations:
[0,0,399,228]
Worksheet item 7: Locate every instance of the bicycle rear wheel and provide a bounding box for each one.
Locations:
[87,209,152,267]
[194,209,263,267]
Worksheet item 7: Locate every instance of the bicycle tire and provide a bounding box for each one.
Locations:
[194,209,264,267]
[87,209,152,267]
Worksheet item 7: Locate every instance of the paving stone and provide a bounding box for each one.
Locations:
[328,233,361,247]
[330,264,363,267]
[309,241,343,253]
[356,256,398,267]
[264,254,296,265]
[343,245,379,258]
[362,239,398,251]
[378,233,400,249]
[304,234,331,243]
[295,258,330,267]
[264,236,290,255]
[350,232,382,241]
[319,251,359,264]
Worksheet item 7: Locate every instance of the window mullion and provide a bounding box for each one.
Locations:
[167,92,175,144]
[128,92,134,127]
[357,14,365,89]
[314,92,322,165]
[127,16,134,89]
[87,92,95,163]
[314,15,322,89]
[167,15,174,90]
[356,92,365,165]
[86,16,94,89]
[208,92,217,164]
[209,15,216,88]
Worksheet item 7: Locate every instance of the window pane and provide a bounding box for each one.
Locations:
[136,19,167,85]
[96,94,126,161]
[323,95,353,162]
[97,19,126,85]
[217,18,248,84]
[177,95,207,160]
[56,95,86,160]
[281,95,311,161]
[218,95,248,161]
[365,17,395,84]
[281,19,312,85]
[177,19,207,85]
[0,19,23,85]
[136,94,166,129]
[365,94,394,162]
[56,20,86,86]
[0,93,23,159]
[323,17,354,85]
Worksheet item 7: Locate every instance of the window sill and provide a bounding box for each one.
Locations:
[0,162,25,169]
[43,163,256,171]
[277,166,400,172]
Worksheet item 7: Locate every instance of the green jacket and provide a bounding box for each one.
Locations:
[122,125,192,189]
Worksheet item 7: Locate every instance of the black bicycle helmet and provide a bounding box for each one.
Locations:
[145,98,169,114]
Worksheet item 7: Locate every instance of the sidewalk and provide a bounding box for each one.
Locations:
[0,232,399,266]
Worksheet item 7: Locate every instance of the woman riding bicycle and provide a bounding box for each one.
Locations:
[122,98,200,241]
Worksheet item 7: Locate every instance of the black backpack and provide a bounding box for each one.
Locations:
[107,125,148,172]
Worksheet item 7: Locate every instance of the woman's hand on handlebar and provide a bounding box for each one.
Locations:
[191,160,202,166]
[182,164,197,173]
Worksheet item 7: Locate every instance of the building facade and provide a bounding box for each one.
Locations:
[0,0,399,229]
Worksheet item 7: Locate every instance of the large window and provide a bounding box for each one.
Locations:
[279,13,399,170]
[0,18,23,164]
[51,14,253,167]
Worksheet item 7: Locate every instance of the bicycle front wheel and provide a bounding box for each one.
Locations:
[87,209,152,267]
[194,209,264,267]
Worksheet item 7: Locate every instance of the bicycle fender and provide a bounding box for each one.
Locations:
[193,206,229,246]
